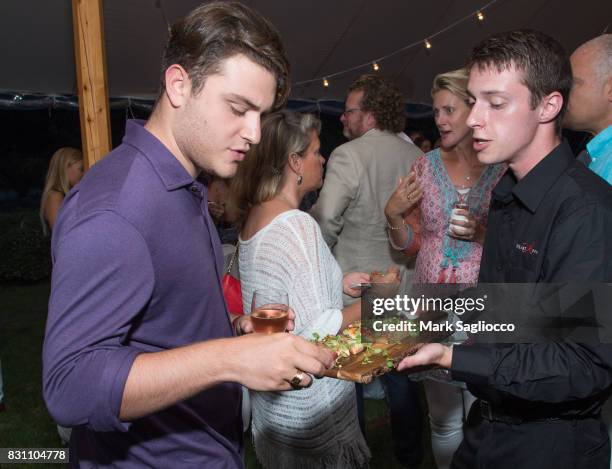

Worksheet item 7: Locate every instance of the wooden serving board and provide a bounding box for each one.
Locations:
[323,341,422,384]
[322,325,453,384]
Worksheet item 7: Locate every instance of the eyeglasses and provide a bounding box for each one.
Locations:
[342,108,362,116]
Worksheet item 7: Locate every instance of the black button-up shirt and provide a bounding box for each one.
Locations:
[478,140,612,283]
[452,141,612,416]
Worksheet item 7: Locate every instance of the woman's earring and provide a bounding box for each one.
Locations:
[297,175,303,186]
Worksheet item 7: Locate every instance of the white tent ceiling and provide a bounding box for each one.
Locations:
[0,0,610,106]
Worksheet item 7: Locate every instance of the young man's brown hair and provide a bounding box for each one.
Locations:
[160,1,290,109]
[468,29,572,133]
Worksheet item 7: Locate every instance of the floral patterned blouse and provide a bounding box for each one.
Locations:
[402,148,506,284]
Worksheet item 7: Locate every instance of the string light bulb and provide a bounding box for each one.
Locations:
[292,2,500,89]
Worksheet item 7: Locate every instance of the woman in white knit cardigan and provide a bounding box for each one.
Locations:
[231,110,371,468]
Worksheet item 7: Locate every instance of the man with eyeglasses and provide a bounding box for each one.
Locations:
[311,74,424,468]
[312,74,422,286]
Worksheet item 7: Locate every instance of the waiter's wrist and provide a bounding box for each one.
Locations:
[438,344,453,369]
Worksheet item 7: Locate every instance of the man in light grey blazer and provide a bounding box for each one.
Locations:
[311,74,424,468]
[311,74,422,298]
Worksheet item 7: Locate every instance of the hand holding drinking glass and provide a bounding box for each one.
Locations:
[250,289,290,334]
[448,196,484,243]
[370,265,401,284]
[343,271,371,297]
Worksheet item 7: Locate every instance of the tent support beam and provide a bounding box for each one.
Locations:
[71,0,111,169]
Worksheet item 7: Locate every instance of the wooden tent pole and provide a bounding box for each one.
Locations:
[71,0,112,170]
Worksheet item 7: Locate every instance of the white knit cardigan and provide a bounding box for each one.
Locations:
[239,210,370,469]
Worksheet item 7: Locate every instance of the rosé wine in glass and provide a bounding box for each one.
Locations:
[251,289,289,334]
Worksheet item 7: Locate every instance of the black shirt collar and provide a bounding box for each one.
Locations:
[492,140,574,213]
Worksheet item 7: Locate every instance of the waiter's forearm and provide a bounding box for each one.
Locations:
[451,343,612,401]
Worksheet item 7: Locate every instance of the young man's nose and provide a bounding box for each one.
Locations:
[467,104,482,129]
[242,115,261,144]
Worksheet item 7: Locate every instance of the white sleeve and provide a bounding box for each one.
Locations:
[264,212,343,339]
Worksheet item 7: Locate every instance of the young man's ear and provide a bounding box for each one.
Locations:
[539,91,564,124]
[164,65,191,108]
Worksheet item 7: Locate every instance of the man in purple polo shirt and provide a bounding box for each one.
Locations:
[42,2,333,467]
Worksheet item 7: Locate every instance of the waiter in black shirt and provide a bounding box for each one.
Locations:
[399,30,612,468]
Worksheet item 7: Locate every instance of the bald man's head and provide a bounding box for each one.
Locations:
[564,34,612,135]
[576,35,612,83]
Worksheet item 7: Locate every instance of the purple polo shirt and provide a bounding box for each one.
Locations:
[43,120,243,468]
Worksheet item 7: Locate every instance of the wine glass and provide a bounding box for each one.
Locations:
[250,288,289,334]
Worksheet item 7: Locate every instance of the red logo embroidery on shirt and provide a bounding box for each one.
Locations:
[515,242,539,256]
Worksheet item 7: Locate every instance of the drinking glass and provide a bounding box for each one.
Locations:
[449,190,470,236]
[250,289,289,334]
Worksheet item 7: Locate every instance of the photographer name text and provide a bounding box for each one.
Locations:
[371,319,516,333]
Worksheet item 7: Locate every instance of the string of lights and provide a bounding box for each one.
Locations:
[294,0,499,88]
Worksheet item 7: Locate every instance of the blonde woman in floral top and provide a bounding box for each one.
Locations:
[385,69,505,469]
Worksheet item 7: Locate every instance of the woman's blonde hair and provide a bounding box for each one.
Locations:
[229,110,320,222]
[40,147,82,234]
[431,68,470,104]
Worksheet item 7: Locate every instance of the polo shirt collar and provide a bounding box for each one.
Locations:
[586,124,612,162]
[492,140,574,212]
[122,119,195,191]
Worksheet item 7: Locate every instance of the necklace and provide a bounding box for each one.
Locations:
[459,163,486,190]
[447,156,482,190]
